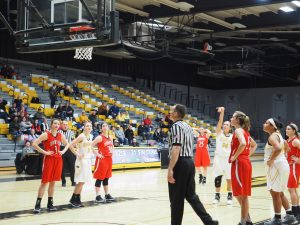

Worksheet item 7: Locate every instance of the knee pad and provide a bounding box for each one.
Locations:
[103,178,109,186]
[95,179,102,187]
[215,175,222,188]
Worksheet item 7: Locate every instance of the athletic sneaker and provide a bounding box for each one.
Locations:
[105,194,115,202]
[76,195,84,207]
[70,195,80,208]
[282,214,298,224]
[227,194,233,205]
[202,177,206,185]
[213,193,220,204]
[95,195,105,203]
[47,203,57,211]
[33,205,41,214]
[264,217,282,225]
[199,174,203,184]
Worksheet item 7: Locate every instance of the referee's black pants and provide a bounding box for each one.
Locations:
[168,157,214,225]
[61,150,75,185]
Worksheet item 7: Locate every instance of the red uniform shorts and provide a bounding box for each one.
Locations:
[288,164,300,188]
[93,156,112,180]
[231,158,252,196]
[42,156,63,183]
[194,149,210,167]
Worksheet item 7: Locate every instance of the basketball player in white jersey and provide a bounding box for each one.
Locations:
[213,107,233,204]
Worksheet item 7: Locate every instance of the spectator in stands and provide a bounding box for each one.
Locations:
[153,128,163,143]
[155,112,164,123]
[26,129,39,142]
[109,125,116,142]
[132,138,140,147]
[0,97,7,111]
[40,118,49,132]
[19,116,32,135]
[18,104,29,119]
[0,108,10,123]
[21,140,35,160]
[63,85,71,96]
[55,103,64,119]
[138,122,150,140]
[125,125,134,145]
[72,82,82,99]
[143,115,153,132]
[64,102,74,120]
[114,125,128,145]
[9,102,18,118]
[113,139,120,147]
[124,111,130,124]
[88,109,97,126]
[78,111,89,126]
[14,96,23,111]
[33,107,44,123]
[97,102,108,117]
[32,119,42,135]
[9,116,21,139]
[49,84,58,108]
[116,111,127,127]
[108,102,119,119]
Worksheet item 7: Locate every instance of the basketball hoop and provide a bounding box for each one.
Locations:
[69,26,96,61]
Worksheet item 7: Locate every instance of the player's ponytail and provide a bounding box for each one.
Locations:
[234,111,251,131]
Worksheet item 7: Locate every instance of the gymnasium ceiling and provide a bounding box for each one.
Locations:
[1,0,300,88]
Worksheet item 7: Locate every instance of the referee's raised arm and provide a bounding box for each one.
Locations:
[167,104,218,225]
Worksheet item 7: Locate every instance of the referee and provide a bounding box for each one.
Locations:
[59,120,76,187]
[168,104,218,225]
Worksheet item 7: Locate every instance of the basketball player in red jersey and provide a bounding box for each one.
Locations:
[92,123,115,203]
[285,123,300,220]
[32,119,70,213]
[194,127,211,184]
[229,111,257,225]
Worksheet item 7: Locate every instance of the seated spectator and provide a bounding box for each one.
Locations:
[33,107,44,123]
[32,119,42,135]
[113,139,120,147]
[116,111,127,126]
[64,102,74,120]
[18,104,28,119]
[40,118,49,132]
[108,126,116,141]
[108,102,119,119]
[63,85,71,96]
[143,115,153,132]
[14,96,22,111]
[88,109,97,126]
[114,125,128,145]
[9,116,21,140]
[9,103,18,118]
[0,97,7,111]
[97,102,108,117]
[0,109,10,123]
[19,116,32,135]
[25,129,40,142]
[78,111,89,125]
[124,111,130,124]
[132,138,140,147]
[21,140,36,160]
[153,128,163,143]
[54,103,65,119]
[73,82,82,99]
[138,122,150,140]
[125,125,134,145]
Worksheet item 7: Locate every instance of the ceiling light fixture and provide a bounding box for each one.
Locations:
[279,6,295,12]
[292,1,300,7]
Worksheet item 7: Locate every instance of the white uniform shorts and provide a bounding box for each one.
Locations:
[213,155,231,179]
[265,159,289,193]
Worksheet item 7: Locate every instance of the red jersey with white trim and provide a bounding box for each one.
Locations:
[43,131,62,158]
[97,134,113,157]
[230,129,251,161]
[196,135,208,151]
[287,137,300,163]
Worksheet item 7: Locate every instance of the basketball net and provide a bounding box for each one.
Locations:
[69,26,96,61]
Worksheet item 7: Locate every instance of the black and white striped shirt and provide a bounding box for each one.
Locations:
[58,129,74,146]
[169,120,194,157]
